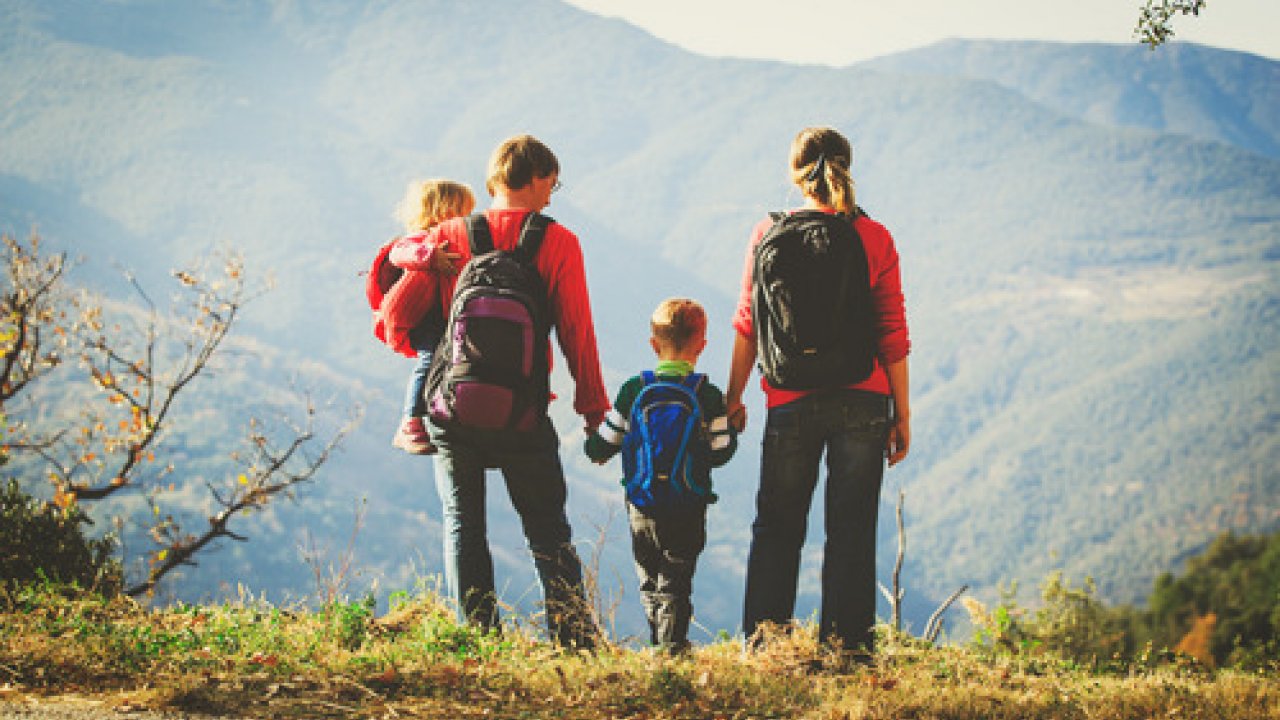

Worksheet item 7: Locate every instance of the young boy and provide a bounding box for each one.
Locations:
[585,298,737,653]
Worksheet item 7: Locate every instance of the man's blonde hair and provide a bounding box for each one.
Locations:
[486,134,560,195]
[651,298,707,351]
[396,179,475,233]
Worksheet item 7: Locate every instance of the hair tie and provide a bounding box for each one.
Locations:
[805,153,827,183]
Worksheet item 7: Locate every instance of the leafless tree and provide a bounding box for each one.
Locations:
[2,231,357,597]
[879,489,968,644]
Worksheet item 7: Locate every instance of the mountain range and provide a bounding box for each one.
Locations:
[2,0,1276,641]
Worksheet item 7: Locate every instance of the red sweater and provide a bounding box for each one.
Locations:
[732,210,910,408]
[390,209,610,426]
[374,234,442,358]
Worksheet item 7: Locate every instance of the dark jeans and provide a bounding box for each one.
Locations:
[428,416,596,648]
[627,502,706,652]
[401,322,442,418]
[742,389,890,653]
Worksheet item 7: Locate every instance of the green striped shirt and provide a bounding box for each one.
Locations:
[584,361,738,497]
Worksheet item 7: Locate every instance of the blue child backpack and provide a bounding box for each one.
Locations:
[621,371,716,509]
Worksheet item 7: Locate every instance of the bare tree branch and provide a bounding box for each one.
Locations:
[0,233,72,408]
[924,584,969,644]
[126,398,360,597]
[890,488,906,633]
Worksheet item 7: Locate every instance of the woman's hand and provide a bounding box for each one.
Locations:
[886,414,910,466]
[727,397,748,432]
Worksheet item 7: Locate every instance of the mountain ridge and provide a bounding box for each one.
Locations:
[1,0,1276,636]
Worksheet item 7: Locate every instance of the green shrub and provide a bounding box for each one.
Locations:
[0,479,121,595]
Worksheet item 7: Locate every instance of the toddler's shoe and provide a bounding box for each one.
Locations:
[392,416,436,455]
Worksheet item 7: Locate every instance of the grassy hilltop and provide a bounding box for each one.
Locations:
[2,581,1277,720]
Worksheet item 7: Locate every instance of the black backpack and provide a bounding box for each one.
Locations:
[424,212,552,433]
[751,209,877,390]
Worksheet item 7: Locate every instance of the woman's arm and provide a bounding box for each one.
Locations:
[884,357,910,466]
[725,330,757,432]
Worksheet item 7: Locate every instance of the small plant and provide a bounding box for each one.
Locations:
[324,593,376,650]
[0,478,121,595]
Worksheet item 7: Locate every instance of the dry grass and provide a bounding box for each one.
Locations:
[2,584,1277,719]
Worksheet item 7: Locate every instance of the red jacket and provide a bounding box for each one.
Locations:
[369,234,442,358]
[391,209,610,427]
[732,210,910,408]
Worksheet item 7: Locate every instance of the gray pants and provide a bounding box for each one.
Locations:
[628,502,707,652]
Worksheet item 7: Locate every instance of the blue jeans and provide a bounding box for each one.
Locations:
[742,389,890,653]
[401,322,443,418]
[428,416,596,648]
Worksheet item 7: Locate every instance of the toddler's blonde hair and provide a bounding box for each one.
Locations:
[396,179,475,233]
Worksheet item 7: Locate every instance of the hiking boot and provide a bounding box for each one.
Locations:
[392,416,436,455]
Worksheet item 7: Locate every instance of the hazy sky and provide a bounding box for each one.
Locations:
[564,0,1280,66]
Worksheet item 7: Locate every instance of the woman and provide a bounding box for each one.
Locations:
[725,126,911,660]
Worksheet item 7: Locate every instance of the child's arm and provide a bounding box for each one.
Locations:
[389,232,462,274]
[583,378,639,464]
[389,234,435,271]
[583,411,624,464]
[701,382,739,467]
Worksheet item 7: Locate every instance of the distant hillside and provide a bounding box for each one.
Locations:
[1,0,1277,640]
[862,39,1280,159]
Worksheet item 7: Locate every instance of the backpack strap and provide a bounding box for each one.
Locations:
[513,212,551,263]
[680,372,706,395]
[465,213,494,255]
[640,370,657,387]
[466,212,551,261]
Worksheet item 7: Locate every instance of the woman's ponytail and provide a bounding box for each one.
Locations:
[790,127,856,216]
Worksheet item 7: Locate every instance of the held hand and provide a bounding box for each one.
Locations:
[886,416,911,466]
[432,250,463,276]
[727,398,748,433]
[583,411,605,437]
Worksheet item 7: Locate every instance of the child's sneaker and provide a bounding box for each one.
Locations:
[392,416,436,455]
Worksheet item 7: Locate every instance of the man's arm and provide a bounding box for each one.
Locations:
[543,228,610,431]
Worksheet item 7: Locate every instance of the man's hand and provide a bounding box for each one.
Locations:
[583,411,605,437]
[432,248,463,276]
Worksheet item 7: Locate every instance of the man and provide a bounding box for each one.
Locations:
[391,135,609,647]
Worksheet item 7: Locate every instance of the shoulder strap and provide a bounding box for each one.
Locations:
[514,212,551,262]
[641,370,656,386]
[680,372,706,393]
[465,213,493,255]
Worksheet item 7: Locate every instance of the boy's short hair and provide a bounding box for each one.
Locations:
[651,298,707,352]
[487,134,560,194]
